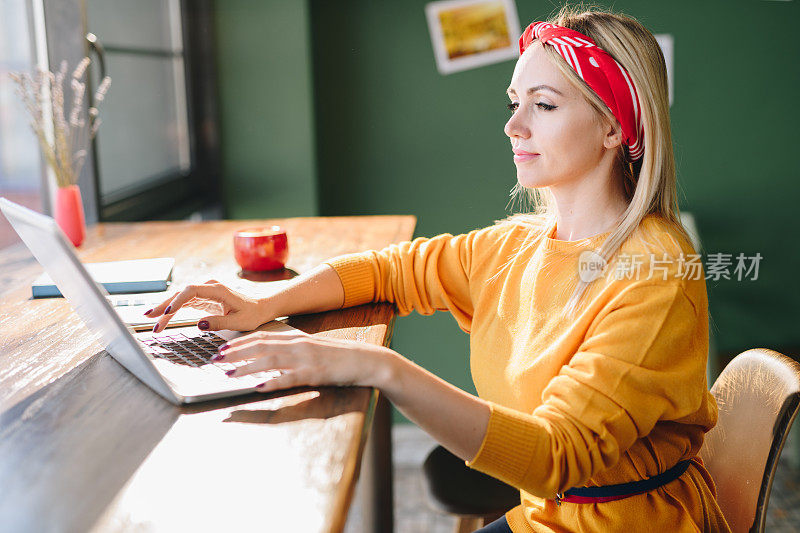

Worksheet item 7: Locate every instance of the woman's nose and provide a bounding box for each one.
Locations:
[504,112,530,139]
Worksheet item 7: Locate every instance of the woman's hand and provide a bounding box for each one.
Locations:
[216,327,490,462]
[214,328,397,392]
[146,279,276,333]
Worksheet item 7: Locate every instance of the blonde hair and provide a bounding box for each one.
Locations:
[493,3,694,318]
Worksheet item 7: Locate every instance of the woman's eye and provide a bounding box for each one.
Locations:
[506,102,556,113]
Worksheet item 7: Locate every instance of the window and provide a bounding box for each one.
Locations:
[87,0,191,201]
[84,0,220,220]
[0,0,43,249]
[1,0,220,231]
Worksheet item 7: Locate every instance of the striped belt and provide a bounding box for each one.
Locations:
[554,459,693,505]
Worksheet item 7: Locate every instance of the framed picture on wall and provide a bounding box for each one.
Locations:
[425,0,521,75]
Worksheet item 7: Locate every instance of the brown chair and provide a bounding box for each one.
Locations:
[422,444,518,532]
[423,348,800,532]
[699,348,800,532]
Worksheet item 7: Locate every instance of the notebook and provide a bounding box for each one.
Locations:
[32,257,175,298]
[107,292,209,331]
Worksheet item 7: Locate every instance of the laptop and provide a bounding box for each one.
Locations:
[0,197,296,405]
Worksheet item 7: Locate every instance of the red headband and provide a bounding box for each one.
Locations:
[519,21,645,162]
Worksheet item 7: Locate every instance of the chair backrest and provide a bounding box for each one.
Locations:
[699,348,800,533]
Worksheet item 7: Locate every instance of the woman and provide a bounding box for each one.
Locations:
[147,6,731,532]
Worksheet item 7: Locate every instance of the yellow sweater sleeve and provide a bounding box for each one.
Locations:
[466,281,707,497]
[321,227,494,332]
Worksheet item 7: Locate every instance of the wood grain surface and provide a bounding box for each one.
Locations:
[0,215,415,533]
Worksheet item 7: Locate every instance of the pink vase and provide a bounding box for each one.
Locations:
[55,185,86,247]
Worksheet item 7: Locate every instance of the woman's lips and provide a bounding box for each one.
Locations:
[513,153,540,163]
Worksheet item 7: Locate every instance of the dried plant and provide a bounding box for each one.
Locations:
[8,58,111,188]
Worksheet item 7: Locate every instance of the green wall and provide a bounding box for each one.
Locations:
[214,0,318,218]
[216,1,800,421]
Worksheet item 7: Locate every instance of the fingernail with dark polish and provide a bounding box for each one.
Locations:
[164,305,172,314]
[144,308,153,316]
[256,382,267,389]
[211,353,224,361]
[152,324,159,333]
[225,369,236,376]
[198,320,209,331]
[219,343,229,352]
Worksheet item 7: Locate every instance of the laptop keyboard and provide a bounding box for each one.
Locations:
[138,330,257,376]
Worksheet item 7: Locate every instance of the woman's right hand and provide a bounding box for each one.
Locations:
[145,279,277,333]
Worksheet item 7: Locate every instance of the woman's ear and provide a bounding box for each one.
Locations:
[603,120,624,150]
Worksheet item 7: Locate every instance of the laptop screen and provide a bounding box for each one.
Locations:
[0,198,176,401]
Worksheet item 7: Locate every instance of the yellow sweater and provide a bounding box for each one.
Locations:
[323,213,731,532]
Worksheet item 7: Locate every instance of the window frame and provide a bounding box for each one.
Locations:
[85,0,222,222]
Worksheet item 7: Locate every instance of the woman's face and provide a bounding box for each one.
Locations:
[505,42,621,189]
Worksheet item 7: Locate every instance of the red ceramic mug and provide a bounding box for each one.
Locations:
[233,226,289,272]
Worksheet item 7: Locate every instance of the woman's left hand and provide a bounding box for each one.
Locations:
[217,328,491,464]
[215,329,397,393]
